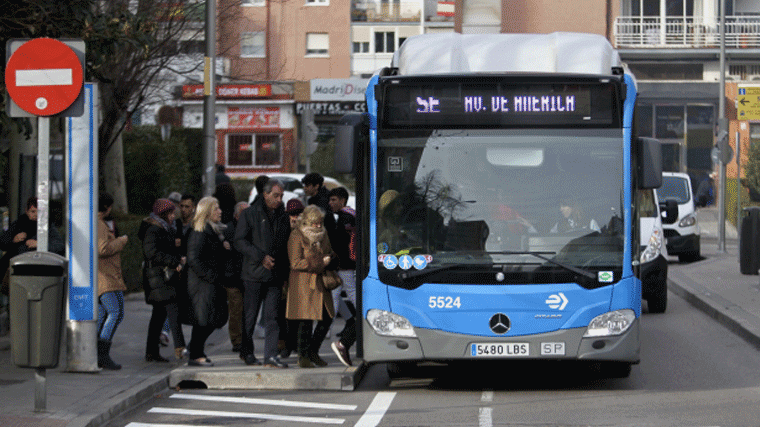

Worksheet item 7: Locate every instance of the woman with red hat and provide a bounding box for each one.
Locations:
[138,198,187,362]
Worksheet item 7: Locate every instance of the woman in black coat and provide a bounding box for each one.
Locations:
[186,196,230,366]
[139,198,187,362]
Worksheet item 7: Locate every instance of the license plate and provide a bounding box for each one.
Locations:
[470,343,530,357]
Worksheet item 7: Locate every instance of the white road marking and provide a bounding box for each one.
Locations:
[170,393,358,410]
[354,392,396,427]
[16,69,73,86]
[479,407,493,427]
[126,423,216,427]
[148,407,344,424]
[481,390,493,402]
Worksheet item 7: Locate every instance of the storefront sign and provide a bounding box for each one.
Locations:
[182,84,272,99]
[310,79,369,101]
[296,101,367,116]
[228,107,280,129]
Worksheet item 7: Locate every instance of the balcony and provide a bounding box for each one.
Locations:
[352,0,454,23]
[615,16,760,48]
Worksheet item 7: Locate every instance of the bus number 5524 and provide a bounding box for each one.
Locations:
[429,296,461,309]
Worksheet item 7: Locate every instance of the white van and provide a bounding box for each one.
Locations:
[658,172,700,262]
[638,188,668,313]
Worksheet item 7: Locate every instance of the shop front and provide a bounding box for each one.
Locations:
[180,83,296,179]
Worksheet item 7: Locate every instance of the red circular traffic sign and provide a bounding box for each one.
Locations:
[5,38,84,116]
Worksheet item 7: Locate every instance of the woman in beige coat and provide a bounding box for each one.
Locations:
[97,193,128,370]
[286,205,337,368]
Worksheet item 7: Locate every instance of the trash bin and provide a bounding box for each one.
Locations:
[9,252,67,368]
[740,207,760,275]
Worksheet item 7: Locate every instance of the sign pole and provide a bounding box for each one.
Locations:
[37,116,50,253]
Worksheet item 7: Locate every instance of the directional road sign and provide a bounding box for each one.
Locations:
[737,85,760,121]
[5,38,84,116]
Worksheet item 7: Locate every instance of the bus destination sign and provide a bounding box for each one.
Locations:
[381,79,617,128]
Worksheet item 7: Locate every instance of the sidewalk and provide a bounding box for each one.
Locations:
[0,293,357,427]
[0,206,758,427]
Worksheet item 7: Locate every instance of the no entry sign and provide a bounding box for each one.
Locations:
[5,38,84,116]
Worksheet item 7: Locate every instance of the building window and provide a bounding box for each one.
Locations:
[241,31,265,57]
[227,134,282,167]
[242,0,265,5]
[751,123,760,149]
[306,33,329,56]
[375,31,395,53]
[627,63,702,80]
[353,41,369,53]
[306,0,328,4]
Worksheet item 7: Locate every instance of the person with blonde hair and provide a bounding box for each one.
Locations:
[286,204,338,368]
[185,196,230,366]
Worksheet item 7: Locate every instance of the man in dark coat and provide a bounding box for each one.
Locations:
[234,179,289,368]
[301,172,336,232]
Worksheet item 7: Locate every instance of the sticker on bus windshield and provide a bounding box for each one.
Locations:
[377,242,389,254]
[399,255,414,270]
[413,255,428,270]
[598,271,614,283]
[382,255,399,270]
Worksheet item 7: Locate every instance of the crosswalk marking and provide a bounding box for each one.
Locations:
[354,392,396,427]
[170,393,358,410]
[126,423,216,427]
[148,407,345,424]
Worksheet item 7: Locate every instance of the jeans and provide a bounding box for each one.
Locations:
[146,301,185,356]
[98,291,124,341]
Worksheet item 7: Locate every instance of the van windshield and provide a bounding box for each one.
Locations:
[659,175,691,204]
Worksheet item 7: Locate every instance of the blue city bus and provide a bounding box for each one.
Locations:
[335,33,663,377]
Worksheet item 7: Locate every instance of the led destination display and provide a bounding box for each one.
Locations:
[381,78,619,128]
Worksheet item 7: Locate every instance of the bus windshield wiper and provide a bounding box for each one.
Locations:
[487,251,596,280]
[398,263,472,280]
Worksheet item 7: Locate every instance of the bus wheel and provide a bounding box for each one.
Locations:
[603,362,632,378]
[647,282,667,314]
[386,362,417,379]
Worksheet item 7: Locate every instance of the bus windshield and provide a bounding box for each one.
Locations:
[376,128,625,284]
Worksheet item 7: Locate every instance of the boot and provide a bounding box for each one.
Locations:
[97,339,122,370]
[298,356,315,368]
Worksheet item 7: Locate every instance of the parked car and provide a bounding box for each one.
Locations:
[247,173,355,210]
[658,172,701,263]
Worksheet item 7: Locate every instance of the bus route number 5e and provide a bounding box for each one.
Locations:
[429,296,461,309]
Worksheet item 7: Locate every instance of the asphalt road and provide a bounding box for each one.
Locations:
[106,263,760,427]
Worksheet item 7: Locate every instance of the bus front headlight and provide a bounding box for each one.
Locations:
[584,309,636,337]
[639,228,662,264]
[366,309,417,337]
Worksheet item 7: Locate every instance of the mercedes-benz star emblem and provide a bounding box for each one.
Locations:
[489,313,511,334]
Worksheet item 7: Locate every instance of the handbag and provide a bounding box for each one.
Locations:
[321,270,343,291]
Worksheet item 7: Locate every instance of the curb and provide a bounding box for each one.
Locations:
[668,259,760,352]
[69,373,171,427]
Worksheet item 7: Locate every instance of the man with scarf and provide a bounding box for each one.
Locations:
[1,197,64,295]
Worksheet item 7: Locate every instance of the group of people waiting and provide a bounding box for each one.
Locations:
[92,172,357,370]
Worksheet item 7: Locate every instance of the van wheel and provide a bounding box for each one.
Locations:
[647,283,667,313]
[678,250,700,263]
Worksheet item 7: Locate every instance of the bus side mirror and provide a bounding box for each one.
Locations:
[660,199,679,224]
[637,137,662,189]
[335,113,368,174]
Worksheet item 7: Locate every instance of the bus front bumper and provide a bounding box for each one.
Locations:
[362,317,640,363]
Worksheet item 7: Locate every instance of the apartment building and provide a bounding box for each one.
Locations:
[162,0,758,180]
[454,0,759,185]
